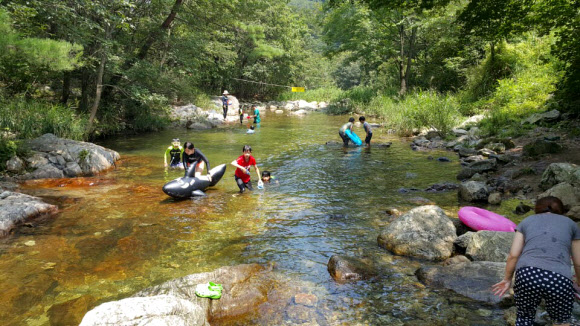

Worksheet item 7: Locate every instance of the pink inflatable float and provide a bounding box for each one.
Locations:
[458,206,516,232]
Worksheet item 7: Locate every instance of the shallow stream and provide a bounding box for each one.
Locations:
[1,113,507,325]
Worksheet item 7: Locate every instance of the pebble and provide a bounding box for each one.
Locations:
[42,262,56,270]
[24,240,36,247]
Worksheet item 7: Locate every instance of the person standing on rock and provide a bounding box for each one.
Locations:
[492,196,580,326]
[338,117,355,146]
[182,142,211,178]
[221,90,230,120]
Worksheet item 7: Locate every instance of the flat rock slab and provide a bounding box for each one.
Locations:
[81,264,283,325]
[80,295,207,326]
[416,261,512,306]
[0,191,57,236]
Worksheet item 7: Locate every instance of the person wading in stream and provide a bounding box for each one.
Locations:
[182,142,210,178]
[492,196,580,326]
[338,117,355,147]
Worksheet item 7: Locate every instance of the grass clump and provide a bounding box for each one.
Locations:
[0,98,88,140]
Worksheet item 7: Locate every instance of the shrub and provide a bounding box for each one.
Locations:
[0,98,88,140]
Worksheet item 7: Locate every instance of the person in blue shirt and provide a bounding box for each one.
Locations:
[252,105,261,124]
[221,90,230,120]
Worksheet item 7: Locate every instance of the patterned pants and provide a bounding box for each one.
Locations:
[514,266,574,325]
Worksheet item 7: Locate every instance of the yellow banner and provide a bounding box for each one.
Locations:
[291,87,305,92]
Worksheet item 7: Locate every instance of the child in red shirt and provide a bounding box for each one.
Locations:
[231,145,261,193]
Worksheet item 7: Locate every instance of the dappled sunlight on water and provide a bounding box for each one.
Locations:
[1,113,506,325]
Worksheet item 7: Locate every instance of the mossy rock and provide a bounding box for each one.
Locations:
[523,139,562,157]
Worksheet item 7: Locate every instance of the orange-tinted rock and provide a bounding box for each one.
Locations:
[294,293,318,307]
[48,295,96,326]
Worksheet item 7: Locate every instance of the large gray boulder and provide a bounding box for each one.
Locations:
[539,163,580,190]
[467,158,497,174]
[523,139,562,157]
[459,181,490,202]
[416,261,512,305]
[6,156,25,172]
[26,133,120,177]
[522,109,561,125]
[538,182,580,210]
[0,191,58,236]
[377,205,456,261]
[79,295,208,326]
[465,231,515,262]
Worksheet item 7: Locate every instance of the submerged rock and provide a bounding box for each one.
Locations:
[416,261,512,305]
[327,255,377,282]
[378,205,456,261]
[0,191,58,236]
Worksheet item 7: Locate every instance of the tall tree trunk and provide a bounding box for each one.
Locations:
[61,71,71,105]
[159,28,172,72]
[402,26,417,96]
[80,68,91,112]
[398,24,407,96]
[87,25,112,133]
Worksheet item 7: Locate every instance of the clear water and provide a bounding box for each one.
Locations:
[0,113,505,325]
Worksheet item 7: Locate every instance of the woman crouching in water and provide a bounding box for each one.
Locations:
[493,196,580,326]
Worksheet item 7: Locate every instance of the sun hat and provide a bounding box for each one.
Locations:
[223,90,229,95]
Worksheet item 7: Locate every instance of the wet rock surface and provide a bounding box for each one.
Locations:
[327,255,377,282]
[416,261,512,305]
[0,191,58,236]
[378,205,456,261]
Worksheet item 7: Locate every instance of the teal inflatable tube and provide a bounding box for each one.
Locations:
[345,129,362,146]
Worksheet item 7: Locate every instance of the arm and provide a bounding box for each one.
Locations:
[571,240,580,285]
[164,147,170,166]
[492,231,525,297]
[182,152,188,170]
[230,159,248,173]
[254,164,261,181]
[196,150,210,171]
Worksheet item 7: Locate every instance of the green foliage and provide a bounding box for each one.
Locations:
[368,90,460,136]
[469,34,562,136]
[0,136,18,170]
[277,86,344,102]
[77,149,90,162]
[0,98,88,140]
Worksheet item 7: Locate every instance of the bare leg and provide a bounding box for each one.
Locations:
[194,161,205,178]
